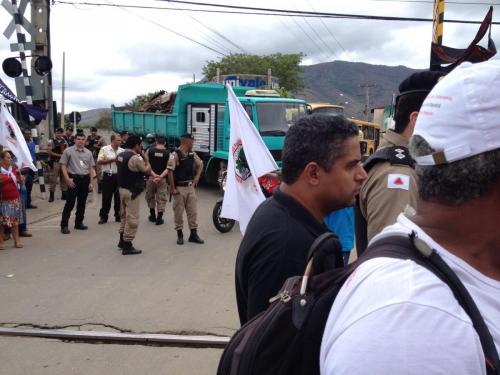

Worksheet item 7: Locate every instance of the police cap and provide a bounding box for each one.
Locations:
[398,70,445,94]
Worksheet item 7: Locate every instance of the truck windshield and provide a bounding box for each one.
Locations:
[312,107,344,117]
[257,102,308,135]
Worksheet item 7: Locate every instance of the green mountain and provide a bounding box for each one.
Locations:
[297,60,420,119]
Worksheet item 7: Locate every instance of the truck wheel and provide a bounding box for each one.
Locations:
[212,199,235,233]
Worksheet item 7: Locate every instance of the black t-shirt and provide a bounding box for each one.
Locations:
[235,188,329,325]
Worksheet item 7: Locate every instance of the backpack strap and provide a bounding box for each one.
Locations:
[365,233,500,375]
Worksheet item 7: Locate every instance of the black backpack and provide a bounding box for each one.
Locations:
[217,232,500,375]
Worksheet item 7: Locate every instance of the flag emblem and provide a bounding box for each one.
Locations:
[387,173,410,190]
[232,139,251,183]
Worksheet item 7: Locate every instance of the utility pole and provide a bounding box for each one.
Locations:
[359,84,375,122]
[31,0,52,140]
[432,0,445,45]
[430,0,445,70]
[61,51,65,130]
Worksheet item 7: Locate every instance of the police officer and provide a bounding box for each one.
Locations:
[64,126,75,147]
[167,133,204,245]
[145,136,170,225]
[144,133,156,153]
[46,128,68,202]
[355,71,444,255]
[116,135,157,255]
[119,131,129,148]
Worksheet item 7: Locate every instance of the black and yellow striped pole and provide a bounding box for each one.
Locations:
[432,0,445,45]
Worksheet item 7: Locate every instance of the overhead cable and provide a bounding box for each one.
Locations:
[54,1,500,25]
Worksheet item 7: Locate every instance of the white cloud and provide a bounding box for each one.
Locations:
[0,0,498,112]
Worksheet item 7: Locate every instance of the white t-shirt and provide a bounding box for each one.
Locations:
[320,214,500,375]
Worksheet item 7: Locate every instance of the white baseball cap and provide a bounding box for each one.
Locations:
[413,60,500,166]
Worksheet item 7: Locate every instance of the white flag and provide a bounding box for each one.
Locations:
[0,102,36,171]
[221,85,278,234]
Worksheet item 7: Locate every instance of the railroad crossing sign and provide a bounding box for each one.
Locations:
[2,0,36,39]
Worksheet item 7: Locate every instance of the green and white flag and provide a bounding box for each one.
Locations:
[221,85,278,233]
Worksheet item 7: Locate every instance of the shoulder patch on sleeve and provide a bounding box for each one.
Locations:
[387,173,410,190]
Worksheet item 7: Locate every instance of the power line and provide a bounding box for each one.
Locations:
[289,15,332,62]
[163,2,242,54]
[194,19,248,53]
[56,1,500,25]
[292,0,337,61]
[362,0,500,4]
[275,15,320,61]
[101,0,227,56]
[304,0,347,54]
[164,1,248,53]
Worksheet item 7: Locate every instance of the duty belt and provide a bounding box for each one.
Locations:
[103,170,116,176]
[176,180,193,187]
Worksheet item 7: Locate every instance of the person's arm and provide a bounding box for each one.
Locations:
[97,147,110,165]
[158,152,171,180]
[167,153,177,194]
[167,170,177,194]
[14,168,24,185]
[129,155,153,177]
[59,149,75,188]
[60,164,75,189]
[89,154,95,191]
[193,153,203,187]
[47,140,62,158]
[362,165,418,242]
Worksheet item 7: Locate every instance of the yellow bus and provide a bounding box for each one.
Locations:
[308,103,380,156]
[350,118,380,156]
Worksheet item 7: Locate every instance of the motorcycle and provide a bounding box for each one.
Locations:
[212,170,281,233]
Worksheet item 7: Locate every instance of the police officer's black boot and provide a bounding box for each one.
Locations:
[97,182,102,194]
[122,241,142,255]
[48,191,54,202]
[149,208,156,223]
[117,233,124,249]
[177,230,184,245]
[155,212,164,225]
[188,229,204,244]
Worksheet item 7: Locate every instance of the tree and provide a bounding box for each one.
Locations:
[202,53,306,94]
[95,112,112,129]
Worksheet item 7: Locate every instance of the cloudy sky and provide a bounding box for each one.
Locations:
[0,0,498,112]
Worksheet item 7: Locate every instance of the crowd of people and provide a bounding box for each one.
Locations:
[41,126,205,255]
[2,59,498,374]
[231,60,500,374]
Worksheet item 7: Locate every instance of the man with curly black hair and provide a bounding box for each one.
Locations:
[235,115,368,325]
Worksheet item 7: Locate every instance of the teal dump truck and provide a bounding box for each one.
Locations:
[112,82,308,184]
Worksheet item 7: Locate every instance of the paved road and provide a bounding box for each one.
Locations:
[0,185,242,374]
